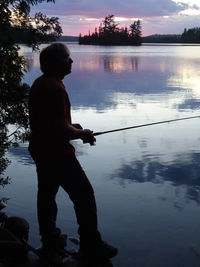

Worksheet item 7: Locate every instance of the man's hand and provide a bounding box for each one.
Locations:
[65,122,96,145]
[81,129,96,146]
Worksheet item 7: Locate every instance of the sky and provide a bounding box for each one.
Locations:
[32,0,200,36]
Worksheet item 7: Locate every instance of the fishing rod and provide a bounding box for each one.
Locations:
[93,115,200,137]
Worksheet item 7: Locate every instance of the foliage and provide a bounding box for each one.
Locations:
[130,20,142,45]
[0,0,62,208]
[102,15,119,36]
[79,15,142,46]
[181,27,200,43]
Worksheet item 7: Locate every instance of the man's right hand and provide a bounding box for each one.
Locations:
[81,129,96,146]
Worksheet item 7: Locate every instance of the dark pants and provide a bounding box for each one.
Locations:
[31,153,101,247]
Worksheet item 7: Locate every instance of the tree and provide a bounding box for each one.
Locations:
[0,0,62,207]
[102,15,119,35]
[130,21,137,36]
[102,15,119,44]
[130,20,142,45]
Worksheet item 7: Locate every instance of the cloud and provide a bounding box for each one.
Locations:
[143,13,200,35]
[192,4,200,9]
[32,0,190,18]
[30,0,200,36]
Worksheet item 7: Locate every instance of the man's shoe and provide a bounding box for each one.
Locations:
[37,246,63,267]
[40,231,67,257]
[55,234,67,257]
[80,240,118,262]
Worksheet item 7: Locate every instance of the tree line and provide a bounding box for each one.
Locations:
[143,28,200,44]
[142,34,181,43]
[181,27,200,43]
[79,15,142,46]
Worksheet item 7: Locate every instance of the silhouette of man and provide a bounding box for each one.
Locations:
[28,43,118,263]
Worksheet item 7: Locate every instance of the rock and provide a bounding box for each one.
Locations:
[23,251,114,267]
[0,202,6,211]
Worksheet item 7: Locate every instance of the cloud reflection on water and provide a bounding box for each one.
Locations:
[10,45,200,267]
[18,44,200,208]
[112,152,200,206]
[8,143,200,209]
[22,44,200,115]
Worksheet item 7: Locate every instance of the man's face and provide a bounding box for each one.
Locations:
[58,47,73,78]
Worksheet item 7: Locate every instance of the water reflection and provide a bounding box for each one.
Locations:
[167,59,200,111]
[8,147,34,165]
[9,144,200,207]
[178,99,200,110]
[77,54,140,73]
[23,48,139,73]
[103,56,139,73]
[21,44,200,115]
[113,152,200,205]
[167,60,200,93]
[11,44,200,267]
[7,141,88,165]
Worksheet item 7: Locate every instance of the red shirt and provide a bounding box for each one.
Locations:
[29,75,75,156]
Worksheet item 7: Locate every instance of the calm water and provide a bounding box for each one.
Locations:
[3,43,200,267]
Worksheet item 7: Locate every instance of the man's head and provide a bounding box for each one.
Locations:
[40,43,73,79]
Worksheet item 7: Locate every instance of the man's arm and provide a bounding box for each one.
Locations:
[53,85,96,145]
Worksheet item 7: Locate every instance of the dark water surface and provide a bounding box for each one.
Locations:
[3,43,200,267]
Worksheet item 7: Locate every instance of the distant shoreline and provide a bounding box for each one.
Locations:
[17,34,200,46]
[142,43,200,46]
[60,41,200,47]
[59,36,200,46]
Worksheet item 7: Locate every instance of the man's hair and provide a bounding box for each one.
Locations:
[40,43,70,74]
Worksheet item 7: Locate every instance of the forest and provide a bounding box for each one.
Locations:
[143,27,200,44]
[79,15,142,46]
[181,27,200,43]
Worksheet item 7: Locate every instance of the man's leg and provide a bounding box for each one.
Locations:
[59,155,118,260]
[33,157,68,266]
[34,157,60,244]
[59,155,101,246]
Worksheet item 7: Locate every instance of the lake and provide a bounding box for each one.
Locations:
[3,43,200,267]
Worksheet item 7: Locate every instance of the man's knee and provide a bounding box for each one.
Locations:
[37,179,59,199]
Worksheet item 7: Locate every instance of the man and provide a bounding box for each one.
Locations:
[28,43,118,264]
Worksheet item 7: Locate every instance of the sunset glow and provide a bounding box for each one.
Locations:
[31,0,200,36]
